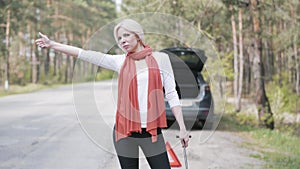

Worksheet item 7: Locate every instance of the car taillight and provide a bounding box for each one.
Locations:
[203,110,209,115]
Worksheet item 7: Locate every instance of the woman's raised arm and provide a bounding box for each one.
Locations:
[35,32,81,57]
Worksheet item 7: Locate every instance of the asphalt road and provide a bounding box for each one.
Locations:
[0,81,264,169]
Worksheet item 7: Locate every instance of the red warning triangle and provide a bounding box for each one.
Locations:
[166,141,182,167]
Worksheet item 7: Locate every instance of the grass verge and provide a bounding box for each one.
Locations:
[219,112,300,169]
[0,83,62,97]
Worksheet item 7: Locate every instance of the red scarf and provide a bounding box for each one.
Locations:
[115,46,167,142]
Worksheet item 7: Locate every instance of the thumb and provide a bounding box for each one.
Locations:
[39,32,45,38]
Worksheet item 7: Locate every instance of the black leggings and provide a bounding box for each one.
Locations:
[113,128,171,169]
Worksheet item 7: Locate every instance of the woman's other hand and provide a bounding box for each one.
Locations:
[179,129,190,148]
[35,32,51,48]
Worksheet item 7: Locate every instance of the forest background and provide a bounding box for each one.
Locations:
[0,0,299,141]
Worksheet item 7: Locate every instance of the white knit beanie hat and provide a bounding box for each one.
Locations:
[113,19,145,46]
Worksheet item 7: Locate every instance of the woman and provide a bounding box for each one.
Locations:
[36,19,189,169]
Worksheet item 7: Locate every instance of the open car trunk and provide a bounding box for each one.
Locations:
[161,48,207,99]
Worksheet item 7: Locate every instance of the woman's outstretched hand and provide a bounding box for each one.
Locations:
[35,32,51,48]
[35,32,80,57]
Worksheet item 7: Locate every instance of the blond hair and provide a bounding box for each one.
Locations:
[113,19,145,45]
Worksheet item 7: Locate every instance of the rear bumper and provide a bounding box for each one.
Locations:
[165,104,212,122]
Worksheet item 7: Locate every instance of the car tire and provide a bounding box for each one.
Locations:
[167,120,175,128]
[193,119,204,129]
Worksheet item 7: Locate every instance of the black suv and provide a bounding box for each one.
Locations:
[161,47,214,129]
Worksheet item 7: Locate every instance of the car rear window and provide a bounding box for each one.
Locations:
[170,51,200,70]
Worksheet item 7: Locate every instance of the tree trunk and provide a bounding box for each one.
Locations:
[53,2,59,78]
[31,42,38,84]
[53,52,57,76]
[53,36,63,82]
[237,7,244,111]
[276,21,283,87]
[267,20,275,78]
[5,8,11,90]
[65,54,70,83]
[34,33,40,84]
[250,0,274,129]
[65,32,73,84]
[31,26,39,84]
[244,48,251,95]
[230,5,240,111]
[294,41,299,95]
[44,0,51,79]
[290,2,299,95]
[45,49,50,77]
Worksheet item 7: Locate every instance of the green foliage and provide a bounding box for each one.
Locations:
[95,68,114,81]
[221,106,300,169]
[1,0,299,115]
[236,112,258,126]
[221,51,234,81]
[267,79,299,115]
[249,129,300,169]
[9,57,29,86]
[221,101,261,132]
[266,79,300,137]
[0,0,117,88]
[224,101,258,127]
